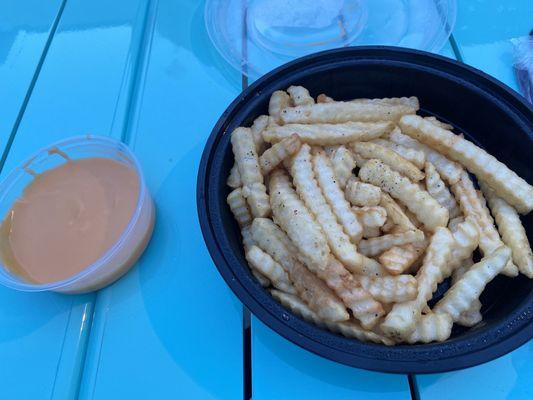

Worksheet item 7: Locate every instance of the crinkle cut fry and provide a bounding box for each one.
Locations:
[399,115,533,213]
[358,274,418,303]
[245,245,296,294]
[352,141,424,181]
[231,127,270,217]
[434,247,511,320]
[269,169,330,270]
[280,99,417,124]
[313,149,363,241]
[271,289,394,345]
[262,121,393,145]
[251,218,348,322]
[387,128,463,185]
[328,146,356,189]
[480,181,533,278]
[359,159,449,232]
[451,171,518,277]
[288,144,362,270]
[425,161,460,218]
[259,134,302,175]
[358,230,425,257]
[287,85,314,106]
[380,227,454,339]
[404,313,453,343]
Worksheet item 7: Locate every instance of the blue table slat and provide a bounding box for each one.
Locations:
[78,0,245,398]
[417,2,533,399]
[0,0,63,156]
[0,0,149,398]
[251,318,411,400]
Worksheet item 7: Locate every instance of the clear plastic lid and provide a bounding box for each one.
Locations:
[205,0,457,78]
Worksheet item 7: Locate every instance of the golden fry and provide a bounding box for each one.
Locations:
[246,245,296,294]
[263,121,393,145]
[358,230,425,257]
[480,182,533,278]
[259,134,302,174]
[345,178,382,207]
[280,99,417,124]
[328,146,356,189]
[359,159,449,231]
[313,149,363,242]
[358,274,418,303]
[269,90,291,124]
[287,85,314,106]
[400,115,533,213]
[231,127,270,217]
[353,141,424,181]
[425,162,461,218]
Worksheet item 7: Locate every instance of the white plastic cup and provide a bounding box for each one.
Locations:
[0,135,155,293]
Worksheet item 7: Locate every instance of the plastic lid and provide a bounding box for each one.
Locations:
[205,0,457,77]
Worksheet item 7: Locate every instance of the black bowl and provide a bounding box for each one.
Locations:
[197,47,533,374]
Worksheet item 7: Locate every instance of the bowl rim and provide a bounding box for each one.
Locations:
[197,46,533,374]
[0,135,148,291]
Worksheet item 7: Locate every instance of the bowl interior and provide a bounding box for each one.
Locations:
[201,48,532,373]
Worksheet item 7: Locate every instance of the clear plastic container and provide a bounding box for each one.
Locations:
[205,0,457,77]
[0,135,155,294]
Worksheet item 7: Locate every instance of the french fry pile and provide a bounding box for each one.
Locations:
[227,86,533,345]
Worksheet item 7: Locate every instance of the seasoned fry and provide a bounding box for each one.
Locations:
[453,257,483,328]
[240,226,255,250]
[359,159,449,231]
[370,137,426,169]
[313,149,363,241]
[379,244,423,275]
[358,274,418,303]
[289,145,362,269]
[450,217,479,260]
[345,178,382,207]
[280,100,417,124]
[231,127,270,217]
[269,169,330,269]
[424,116,453,130]
[262,121,394,145]
[381,228,454,339]
[328,146,356,189]
[246,245,296,294]
[379,193,416,232]
[269,90,291,123]
[251,218,349,322]
[388,128,463,184]
[359,229,425,257]
[404,313,453,343]
[353,142,424,181]
[400,115,533,213]
[320,257,384,328]
[451,171,518,276]
[434,247,511,320]
[227,91,532,346]
[287,85,314,106]
[227,188,252,227]
[259,134,301,174]
[227,163,241,188]
[425,162,461,218]
[315,95,419,108]
[456,299,482,327]
[251,115,269,154]
[271,290,394,345]
[480,182,533,278]
[352,206,387,229]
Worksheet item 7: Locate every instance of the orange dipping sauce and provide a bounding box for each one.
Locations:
[0,157,140,284]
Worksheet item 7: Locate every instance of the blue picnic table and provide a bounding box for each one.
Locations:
[0,0,531,398]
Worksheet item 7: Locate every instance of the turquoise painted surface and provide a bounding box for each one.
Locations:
[416,343,532,400]
[78,1,244,398]
[0,0,63,155]
[251,318,411,400]
[0,0,149,398]
[451,0,533,88]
